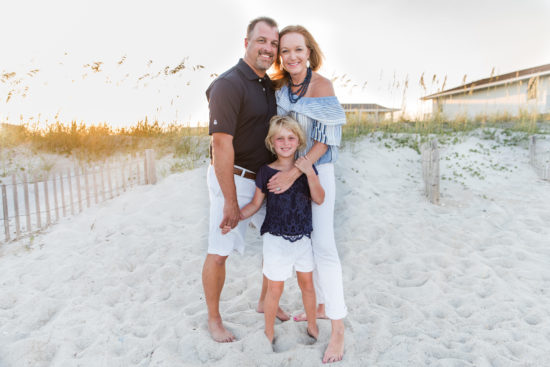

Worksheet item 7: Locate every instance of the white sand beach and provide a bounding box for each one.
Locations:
[1,131,550,366]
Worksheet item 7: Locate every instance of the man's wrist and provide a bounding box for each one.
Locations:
[224,197,238,206]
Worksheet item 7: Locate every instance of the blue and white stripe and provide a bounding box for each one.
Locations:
[276,86,347,164]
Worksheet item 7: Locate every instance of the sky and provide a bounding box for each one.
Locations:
[1,0,549,127]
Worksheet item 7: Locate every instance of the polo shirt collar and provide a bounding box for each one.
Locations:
[237,58,271,82]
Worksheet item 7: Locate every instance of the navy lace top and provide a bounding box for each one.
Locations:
[256,164,318,242]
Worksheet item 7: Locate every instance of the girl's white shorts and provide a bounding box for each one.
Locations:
[262,233,314,281]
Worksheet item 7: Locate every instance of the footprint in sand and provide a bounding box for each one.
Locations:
[0,292,17,310]
[396,274,430,288]
[183,301,204,317]
[448,297,463,309]
[524,313,541,326]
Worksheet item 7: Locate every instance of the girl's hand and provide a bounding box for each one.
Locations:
[221,225,232,235]
[295,156,314,175]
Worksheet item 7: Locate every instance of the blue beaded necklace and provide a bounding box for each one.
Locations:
[288,67,312,103]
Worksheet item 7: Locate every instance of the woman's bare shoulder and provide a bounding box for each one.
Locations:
[309,73,335,98]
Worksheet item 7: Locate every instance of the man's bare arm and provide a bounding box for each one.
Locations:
[212,132,240,229]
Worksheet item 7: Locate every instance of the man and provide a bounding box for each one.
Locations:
[202,17,285,343]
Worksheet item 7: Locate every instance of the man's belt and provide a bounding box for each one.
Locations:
[233,167,256,180]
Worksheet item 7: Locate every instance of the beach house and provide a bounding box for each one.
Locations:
[421,63,550,120]
[341,103,400,122]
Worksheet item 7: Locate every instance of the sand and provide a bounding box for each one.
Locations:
[1,130,549,366]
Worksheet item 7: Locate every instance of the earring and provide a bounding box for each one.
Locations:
[307,59,310,68]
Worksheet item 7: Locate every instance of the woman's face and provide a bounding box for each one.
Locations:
[279,32,310,76]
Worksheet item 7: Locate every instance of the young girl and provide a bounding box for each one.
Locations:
[224,115,324,344]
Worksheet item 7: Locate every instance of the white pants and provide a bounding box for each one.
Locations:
[312,163,347,320]
[206,165,265,256]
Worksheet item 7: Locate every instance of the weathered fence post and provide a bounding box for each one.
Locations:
[2,184,9,242]
[84,166,90,208]
[100,164,106,202]
[421,139,440,205]
[75,165,82,213]
[121,159,126,192]
[67,167,75,215]
[136,159,141,185]
[52,173,59,222]
[529,135,536,166]
[107,161,114,199]
[144,153,149,184]
[23,172,31,232]
[44,174,51,226]
[60,171,66,217]
[528,135,550,180]
[145,149,157,184]
[12,174,20,238]
[429,139,440,204]
[34,177,41,229]
[92,165,98,204]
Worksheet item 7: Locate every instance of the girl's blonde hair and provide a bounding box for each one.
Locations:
[265,115,307,154]
[270,25,324,90]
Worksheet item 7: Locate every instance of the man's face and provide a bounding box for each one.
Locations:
[244,21,279,76]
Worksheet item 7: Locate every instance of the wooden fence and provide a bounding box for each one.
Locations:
[421,139,440,204]
[529,136,550,180]
[1,149,157,243]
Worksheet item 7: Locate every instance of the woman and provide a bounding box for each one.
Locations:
[267,25,347,364]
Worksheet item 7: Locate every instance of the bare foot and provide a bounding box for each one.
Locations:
[207,319,236,343]
[257,302,290,322]
[265,330,274,344]
[306,325,319,340]
[293,309,328,322]
[323,328,344,363]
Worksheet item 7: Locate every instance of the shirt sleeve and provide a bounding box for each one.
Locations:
[255,166,267,193]
[207,78,241,136]
[310,120,342,146]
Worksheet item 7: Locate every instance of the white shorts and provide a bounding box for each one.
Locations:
[207,165,265,256]
[262,233,314,281]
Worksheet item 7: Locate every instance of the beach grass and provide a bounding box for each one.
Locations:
[2,114,549,176]
[1,119,209,161]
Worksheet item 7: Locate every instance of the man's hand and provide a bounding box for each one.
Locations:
[267,168,301,194]
[220,199,240,230]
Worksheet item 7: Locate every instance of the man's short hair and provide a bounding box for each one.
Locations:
[247,17,278,39]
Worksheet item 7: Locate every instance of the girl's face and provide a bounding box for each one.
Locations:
[279,32,310,77]
[272,127,299,158]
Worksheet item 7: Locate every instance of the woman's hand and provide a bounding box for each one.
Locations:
[294,156,314,176]
[267,168,300,194]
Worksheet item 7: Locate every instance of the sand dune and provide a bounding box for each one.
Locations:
[1,131,549,366]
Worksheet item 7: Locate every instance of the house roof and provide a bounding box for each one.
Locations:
[421,63,550,100]
[341,103,400,112]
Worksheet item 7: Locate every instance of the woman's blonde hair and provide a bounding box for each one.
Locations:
[265,115,307,154]
[271,25,324,90]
